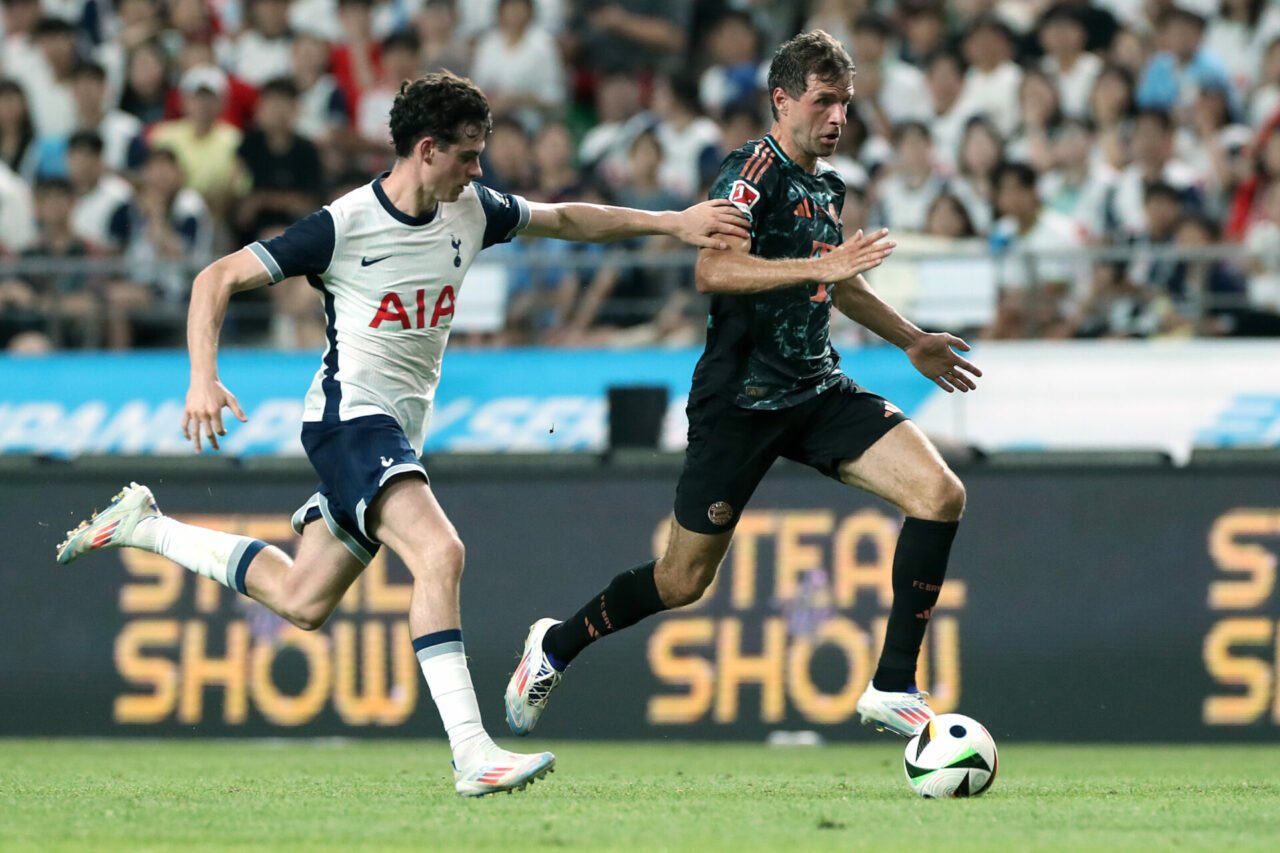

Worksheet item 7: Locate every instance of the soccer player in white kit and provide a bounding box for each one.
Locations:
[55,72,749,797]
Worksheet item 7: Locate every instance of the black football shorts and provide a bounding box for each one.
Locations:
[673,376,907,534]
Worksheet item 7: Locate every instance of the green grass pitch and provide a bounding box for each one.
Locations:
[2,740,1279,851]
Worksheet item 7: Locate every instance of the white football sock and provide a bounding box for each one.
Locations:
[415,633,493,764]
[132,516,267,594]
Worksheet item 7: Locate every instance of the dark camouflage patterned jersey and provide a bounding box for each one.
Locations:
[691,134,847,411]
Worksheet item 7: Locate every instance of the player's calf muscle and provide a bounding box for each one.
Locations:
[243,548,347,631]
[253,579,330,631]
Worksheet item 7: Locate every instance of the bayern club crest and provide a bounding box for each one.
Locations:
[707,501,735,526]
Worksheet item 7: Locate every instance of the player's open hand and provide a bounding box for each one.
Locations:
[673,199,751,249]
[820,228,896,281]
[905,332,983,393]
[182,378,248,452]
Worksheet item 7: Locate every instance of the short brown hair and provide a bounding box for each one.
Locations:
[389,71,491,158]
[766,30,855,120]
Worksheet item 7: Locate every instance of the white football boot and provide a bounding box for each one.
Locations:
[56,482,160,565]
[855,681,936,738]
[453,747,555,797]
[504,618,564,735]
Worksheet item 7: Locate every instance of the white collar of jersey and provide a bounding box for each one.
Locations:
[372,172,439,227]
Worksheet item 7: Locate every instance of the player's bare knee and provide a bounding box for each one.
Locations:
[407,533,465,583]
[686,571,716,606]
[660,561,716,608]
[291,613,326,632]
[283,603,332,632]
[926,473,966,521]
[663,580,700,608]
[438,534,466,577]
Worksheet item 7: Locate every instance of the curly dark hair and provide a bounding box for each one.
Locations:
[765,30,855,120]
[388,71,491,158]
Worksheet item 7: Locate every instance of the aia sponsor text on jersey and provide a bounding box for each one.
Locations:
[369,286,457,330]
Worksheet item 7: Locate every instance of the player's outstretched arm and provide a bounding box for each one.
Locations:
[183,248,273,452]
[695,227,896,295]
[521,199,750,248]
[832,274,983,394]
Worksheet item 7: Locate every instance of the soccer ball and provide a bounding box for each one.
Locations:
[903,713,998,799]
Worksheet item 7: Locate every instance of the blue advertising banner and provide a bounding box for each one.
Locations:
[3,340,1277,457]
[0,348,936,456]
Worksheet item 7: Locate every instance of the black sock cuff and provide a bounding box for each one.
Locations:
[624,560,666,616]
[902,518,959,560]
[873,665,915,693]
[542,560,665,667]
[903,517,960,537]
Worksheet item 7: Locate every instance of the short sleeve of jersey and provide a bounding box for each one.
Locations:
[708,146,775,238]
[475,183,531,249]
[248,208,336,283]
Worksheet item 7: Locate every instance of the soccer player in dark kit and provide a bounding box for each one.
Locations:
[505,30,983,739]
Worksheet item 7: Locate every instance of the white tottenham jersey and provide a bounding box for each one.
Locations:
[248,175,529,451]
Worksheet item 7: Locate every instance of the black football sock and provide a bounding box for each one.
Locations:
[874,517,959,692]
[541,560,666,669]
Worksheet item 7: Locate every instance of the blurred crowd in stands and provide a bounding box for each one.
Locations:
[2,0,1280,352]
